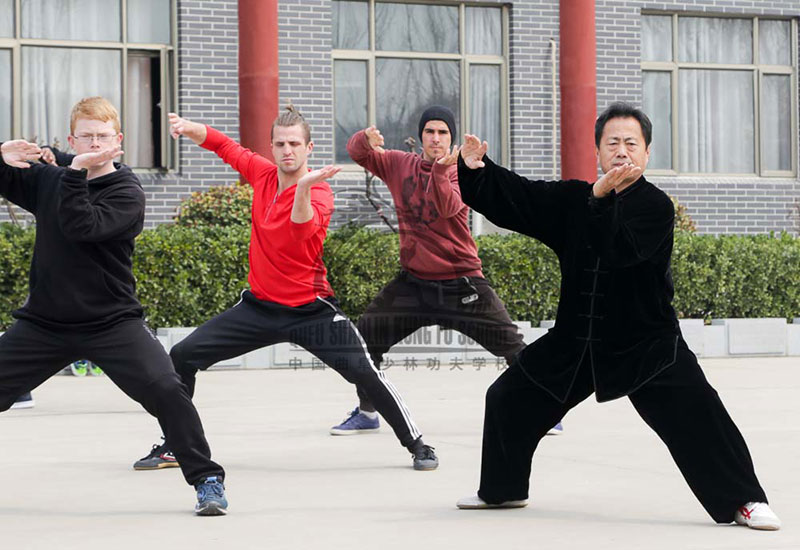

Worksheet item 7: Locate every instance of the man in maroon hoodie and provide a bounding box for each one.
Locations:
[330,106,558,435]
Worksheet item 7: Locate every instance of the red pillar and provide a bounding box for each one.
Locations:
[238,0,279,161]
[559,0,597,181]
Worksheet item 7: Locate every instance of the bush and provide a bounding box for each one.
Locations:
[174,182,252,227]
[132,224,249,327]
[1,223,798,330]
[0,224,35,329]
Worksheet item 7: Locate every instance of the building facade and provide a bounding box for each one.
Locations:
[1,0,798,234]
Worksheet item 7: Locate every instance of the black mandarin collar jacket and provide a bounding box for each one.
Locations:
[458,155,681,403]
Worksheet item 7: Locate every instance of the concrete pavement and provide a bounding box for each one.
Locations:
[1,357,797,549]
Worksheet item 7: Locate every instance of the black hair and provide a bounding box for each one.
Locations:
[594,102,652,147]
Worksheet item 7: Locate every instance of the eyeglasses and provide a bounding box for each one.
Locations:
[72,134,118,143]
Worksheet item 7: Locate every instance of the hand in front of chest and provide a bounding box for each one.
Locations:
[365,126,385,154]
[168,112,207,145]
[460,134,488,169]
[298,165,342,190]
[436,145,461,167]
[1,140,42,168]
[592,164,642,198]
[69,146,124,171]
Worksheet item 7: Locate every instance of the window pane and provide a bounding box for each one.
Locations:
[642,71,672,170]
[470,65,501,158]
[760,20,791,66]
[0,0,13,37]
[678,17,752,64]
[376,3,458,53]
[466,7,501,56]
[333,0,368,50]
[641,15,672,62]
[22,47,122,147]
[334,60,367,163]
[128,0,171,44]
[678,69,754,173]
[376,59,460,151]
[127,53,161,168]
[761,75,792,171]
[0,50,10,141]
[22,0,121,41]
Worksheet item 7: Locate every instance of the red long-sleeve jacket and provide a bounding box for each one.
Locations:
[202,126,334,306]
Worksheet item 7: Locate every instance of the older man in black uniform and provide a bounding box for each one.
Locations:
[451,102,780,530]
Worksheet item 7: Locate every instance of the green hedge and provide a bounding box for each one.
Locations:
[1,223,798,330]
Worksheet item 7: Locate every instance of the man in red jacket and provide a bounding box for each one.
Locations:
[329,106,565,436]
[134,106,438,472]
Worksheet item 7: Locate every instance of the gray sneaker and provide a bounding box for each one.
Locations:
[410,439,438,471]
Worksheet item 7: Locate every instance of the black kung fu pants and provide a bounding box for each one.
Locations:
[477,340,768,523]
[354,271,525,411]
[169,291,423,447]
[0,318,225,486]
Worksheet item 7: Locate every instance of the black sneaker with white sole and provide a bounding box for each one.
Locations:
[133,439,180,470]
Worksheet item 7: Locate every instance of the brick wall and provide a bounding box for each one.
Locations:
[135,0,242,228]
[5,0,796,235]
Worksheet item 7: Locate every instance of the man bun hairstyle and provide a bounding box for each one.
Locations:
[594,102,653,147]
[70,96,121,134]
[271,102,311,143]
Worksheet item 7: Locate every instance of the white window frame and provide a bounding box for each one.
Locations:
[332,0,510,170]
[641,12,798,178]
[0,0,178,171]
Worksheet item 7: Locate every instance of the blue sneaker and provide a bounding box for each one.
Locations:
[546,422,564,436]
[195,476,228,516]
[329,407,380,435]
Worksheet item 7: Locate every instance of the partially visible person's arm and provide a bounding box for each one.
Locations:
[0,140,44,213]
[290,165,339,240]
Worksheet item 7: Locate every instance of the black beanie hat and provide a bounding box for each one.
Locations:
[418,105,456,141]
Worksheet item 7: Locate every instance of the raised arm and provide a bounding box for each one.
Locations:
[0,140,44,213]
[169,112,274,185]
[58,146,145,242]
[290,165,339,240]
[346,126,401,182]
[426,145,466,218]
[586,175,674,268]
[456,134,573,251]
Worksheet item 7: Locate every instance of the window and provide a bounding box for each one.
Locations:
[332,1,508,165]
[0,0,176,169]
[641,14,797,176]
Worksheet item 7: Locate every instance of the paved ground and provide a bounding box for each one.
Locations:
[1,357,797,550]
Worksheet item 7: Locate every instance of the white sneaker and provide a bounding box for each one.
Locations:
[456,494,528,510]
[10,393,34,410]
[734,502,781,531]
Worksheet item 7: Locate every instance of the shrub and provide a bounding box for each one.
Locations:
[174,182,252,227]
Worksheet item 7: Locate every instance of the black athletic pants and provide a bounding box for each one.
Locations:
[354,271,525,411]
[169,291,423,447]
[478,341,768,523]
[0,318,225,486]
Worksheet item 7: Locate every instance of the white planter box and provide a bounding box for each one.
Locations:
[678,319,705,357]
[710,318,787,356]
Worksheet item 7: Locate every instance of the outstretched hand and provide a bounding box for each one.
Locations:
[459,134,488,169]
[365,126,385,153]
[1,140,42,168]
[168,112,207,145]
[298,165,342,189]
[592,164,642,198]
[69,146,124,171]
[436,145,460,166]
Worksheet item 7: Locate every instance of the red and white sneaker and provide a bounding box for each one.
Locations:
[734,502,781,531]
